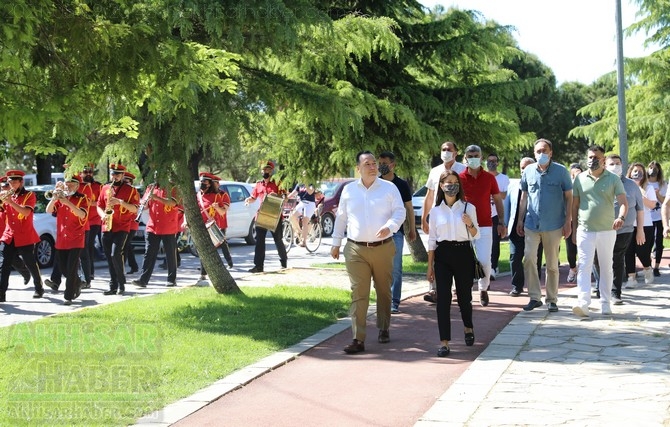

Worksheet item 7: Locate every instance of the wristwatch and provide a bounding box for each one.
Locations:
[618,215,625,221]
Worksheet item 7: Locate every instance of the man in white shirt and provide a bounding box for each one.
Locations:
[331,151,406,354]
[421,141,466,303]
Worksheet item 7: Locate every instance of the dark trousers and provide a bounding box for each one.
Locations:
[86,224,102,278]
[124,229,138,271]
[509,229,543,293]
[0,241,42,294]
[57,248,82,301]
[253,222,287,269]
[50,231,89,285]
[434,241,474,342]
[139,232,178,284]
[565,232,578,269]
[652,219,664,264]
[0,243,31,282]
[201,229,233,275]
[612,232,633,298]
[491,215,500,270]
[626,226,654,273]
[102,231,129,291]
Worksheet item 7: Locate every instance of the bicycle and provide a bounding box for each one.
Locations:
[282,200,323,254]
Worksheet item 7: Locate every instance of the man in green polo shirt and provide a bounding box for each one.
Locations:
[571,145,628,317]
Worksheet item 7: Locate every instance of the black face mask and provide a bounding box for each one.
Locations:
[587,158,600,171]
[262,172,271,179]
[378,164,391,176]
[200,182,209,191]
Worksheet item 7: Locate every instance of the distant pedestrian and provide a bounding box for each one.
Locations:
[646,161,666,276]
[459,145,506,307]
[624,162,657,286]
[427,170,479,357]
[331,151,405,354]
[486,153,509,280]
[516,139,573,313]
[379,151,417,314]
[565,163,583,283]
[603,154,644,305]
[571,145,627,317]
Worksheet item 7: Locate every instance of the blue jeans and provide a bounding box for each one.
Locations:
[391,232,404,309]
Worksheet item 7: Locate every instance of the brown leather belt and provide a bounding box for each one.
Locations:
[348,237,392,247]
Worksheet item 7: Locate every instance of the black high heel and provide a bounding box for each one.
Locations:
[464,331,475,347]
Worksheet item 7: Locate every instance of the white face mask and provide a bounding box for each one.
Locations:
[441,150,454,163]
[467,157,481,169]
[607,164,623,177]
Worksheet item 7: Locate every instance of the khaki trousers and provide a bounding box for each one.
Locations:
[523,227,563,303]
[344,240,395,342]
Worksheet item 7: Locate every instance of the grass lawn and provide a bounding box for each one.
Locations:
[0,286,351,426]
[313,240,570,274]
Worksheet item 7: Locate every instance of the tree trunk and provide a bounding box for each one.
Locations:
[178,158,241,294]
[406,233,427,262]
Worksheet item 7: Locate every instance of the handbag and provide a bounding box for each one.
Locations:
[464,202,486,280]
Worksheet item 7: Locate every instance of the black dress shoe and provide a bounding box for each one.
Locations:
[509,289,521,297]
[523,299,543,311]
[465,332,475,346]
[23,275,30,285]
[423,291,436,303]
[126,269,138,275]
[248,266,263,273]
[0,293,5,303]
[280,260,287,269]
[103,289,117,296]
[227,260,233,269]
[343,340,365,354]
[480,290,489,307]
[437,346,450,357]
[378,330,390,344]
[45,279,60,291]
[653,268,660,277]
[33,288,44,298]
[131,279,147,288]
[117,288,125,295]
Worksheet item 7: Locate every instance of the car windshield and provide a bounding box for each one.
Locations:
[413,186,427,197]
[319,181,341,198]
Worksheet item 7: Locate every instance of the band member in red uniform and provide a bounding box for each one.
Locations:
[0,170,44,302]
[245,161,288,273]
[82,163,102,281]
[196,172,232,281]
[132,175,180,287]
[45,176,88,305]
[122,172,140,274]
[209,175,233,268]
[97,164,139,295]
[0,178,32,286]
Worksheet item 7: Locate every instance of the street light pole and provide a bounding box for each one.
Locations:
[615,0,628,168]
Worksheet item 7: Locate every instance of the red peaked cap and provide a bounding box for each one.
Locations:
[199,172,219,181]
[109,164,126,172]
[5,170,25,179]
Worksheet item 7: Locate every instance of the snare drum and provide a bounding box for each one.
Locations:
[206,220,226,248]
[256,194,284,231]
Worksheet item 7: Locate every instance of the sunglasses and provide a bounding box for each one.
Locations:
[110,171,123,175]
[8,177,22,181]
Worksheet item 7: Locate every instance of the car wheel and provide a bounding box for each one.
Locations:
[35,235,55,268]
[321,213,335,237]
[245,220,256,245]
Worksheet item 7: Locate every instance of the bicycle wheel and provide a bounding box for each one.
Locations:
[282,220,293,253]
[304,221,322,253]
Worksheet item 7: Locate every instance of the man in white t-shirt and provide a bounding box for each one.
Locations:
[487,153,509,279]
[421,141,466,303]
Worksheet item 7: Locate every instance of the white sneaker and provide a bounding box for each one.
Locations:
[567,269,577,283]
[612,296,623,305]
[644,268,654,284]
[623,276,636,289]
[572,304,590,317]
[601,304,612,315]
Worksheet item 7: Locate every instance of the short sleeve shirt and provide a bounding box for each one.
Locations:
[459,169,500,227]
[573,169,626,232]
[520,161,573,232]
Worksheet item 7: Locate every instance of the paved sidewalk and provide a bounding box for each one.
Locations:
[137,264,670,426]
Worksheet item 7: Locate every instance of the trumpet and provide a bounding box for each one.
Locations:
[0,188,15,203]
[44,182,69,200]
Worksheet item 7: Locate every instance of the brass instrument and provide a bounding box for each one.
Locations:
[135,183,155,223]
[104,185,114,231]
[0,188,15,202]
[45,182,68,200]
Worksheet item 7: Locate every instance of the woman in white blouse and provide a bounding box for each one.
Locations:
[427,170,479,357]
[625,162,657,286]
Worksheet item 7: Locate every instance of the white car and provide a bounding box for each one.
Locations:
[412,186,427,226]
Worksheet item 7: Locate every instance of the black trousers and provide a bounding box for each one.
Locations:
[565,231,578,269]
[434,241,474,342]
[652,219,664,264]
[613,232,633,298]
[201,229,233,275]
[253,222,287,269]
[139,232,178,284]
[123,229,139,271]
[0,241,42,294]
[491,215,500,270]
[102,231,128,291]
[57,248,82,300]
[626,225,654,273]
[0,243,31,282]
[86,224,102,278]
[50,230,89,285]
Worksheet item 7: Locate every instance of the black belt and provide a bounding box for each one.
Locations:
[437,240,470,247]
[348,237,393,247]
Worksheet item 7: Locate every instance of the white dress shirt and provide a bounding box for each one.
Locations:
[425,162,467,207]
[428,199,480,251]
[332,178,406,247]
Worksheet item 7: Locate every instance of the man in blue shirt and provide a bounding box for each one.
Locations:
[516,139,573,312]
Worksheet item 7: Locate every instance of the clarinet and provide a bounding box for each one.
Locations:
[135,183,155,223]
